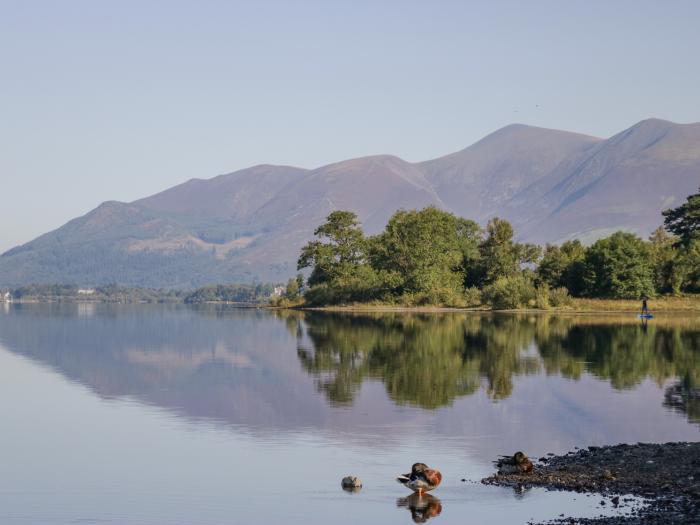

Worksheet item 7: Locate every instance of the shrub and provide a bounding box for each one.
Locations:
[483,275,536,310]
[463,286,482,308]
[549,287,573,307]
[535,285,551,310]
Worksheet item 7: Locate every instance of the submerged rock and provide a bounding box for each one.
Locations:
[341,476,362,492]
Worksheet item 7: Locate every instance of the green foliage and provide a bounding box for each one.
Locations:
[649,227,681,294]
[12,283,186,303]
[582,232,654,299]
[297,211,367,286]
[549,287,573,307]
[466,217,541,287]
[370,207,481,298]
[463,286,483,308]
[663,187,700,246]
[285,277,300,299]
[537,240,587,295]
[184,283,274,303]
[482,274,537,310]
[297,207,700,307]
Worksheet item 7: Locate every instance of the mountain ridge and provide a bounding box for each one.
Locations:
[1,118,698,288]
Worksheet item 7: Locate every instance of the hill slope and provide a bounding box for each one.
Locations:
[1,119,698,288]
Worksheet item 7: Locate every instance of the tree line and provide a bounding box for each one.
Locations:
[294,188,700,308]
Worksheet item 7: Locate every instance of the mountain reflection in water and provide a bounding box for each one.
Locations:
[0,304,698,435]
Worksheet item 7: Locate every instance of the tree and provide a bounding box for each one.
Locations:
[663,187,700,246]
[295,273,305,292]
[673,240,700,294]
[369,207,480,302]
[469,217,541,286]
[582,232,654,298]
[537,240,587,296]
[285,277,300,299]
[297,211,367,286]
[648,227,679,294]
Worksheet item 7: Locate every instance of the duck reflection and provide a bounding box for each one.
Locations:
[397,493,443,522]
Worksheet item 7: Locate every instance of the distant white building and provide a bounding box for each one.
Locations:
[272,286,286,297]
[1,291,12,302]
[78,288,96,295]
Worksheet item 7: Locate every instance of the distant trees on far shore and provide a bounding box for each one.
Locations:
[297,188,700,308]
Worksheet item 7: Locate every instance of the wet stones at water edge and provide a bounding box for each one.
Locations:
[483,442,700,525]
[341,476,362,492]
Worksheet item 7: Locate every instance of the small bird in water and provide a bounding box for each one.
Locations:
[494,451,534,475]
[396,463,442,493]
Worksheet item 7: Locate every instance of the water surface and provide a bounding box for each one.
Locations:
[0,304,697,524]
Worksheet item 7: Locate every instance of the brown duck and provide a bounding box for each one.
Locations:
[494,451,534,475]
[396,462,442,493]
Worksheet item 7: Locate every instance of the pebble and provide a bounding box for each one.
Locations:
[341,476,362,490]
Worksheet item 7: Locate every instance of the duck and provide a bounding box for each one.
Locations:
[396,462,442,493]
[494,451,534,475]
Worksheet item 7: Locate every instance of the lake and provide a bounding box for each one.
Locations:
[0,303,698,524]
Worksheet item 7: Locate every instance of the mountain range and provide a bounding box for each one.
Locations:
[2,118,699,288]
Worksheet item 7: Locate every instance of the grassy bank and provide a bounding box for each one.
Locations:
[291,294,700,313]
[569,295,700,312]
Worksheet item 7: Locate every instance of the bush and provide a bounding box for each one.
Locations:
[535,285,551,310]
[549,287,573,307]
[303,283,338,305]
[483,275,536,310]
[463,287,482,308]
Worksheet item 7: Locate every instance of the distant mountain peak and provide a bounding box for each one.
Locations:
[1,119,698,288]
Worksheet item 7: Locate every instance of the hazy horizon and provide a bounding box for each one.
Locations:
[3,0,700,251]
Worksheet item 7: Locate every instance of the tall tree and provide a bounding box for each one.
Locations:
[663,187,700,246]
[471,217,541,286]
[648,226,679,294]
[370,207,480,299]
[537,240,587,295]
[297,211,366,286]
[583,232,654,298]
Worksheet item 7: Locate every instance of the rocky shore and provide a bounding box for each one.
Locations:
[482,442,700,524]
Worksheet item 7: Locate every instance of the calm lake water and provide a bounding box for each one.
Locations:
[0,304,698,525]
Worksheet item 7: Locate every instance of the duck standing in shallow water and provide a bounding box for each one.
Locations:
[495,451,534,475]
[397,463,442,493]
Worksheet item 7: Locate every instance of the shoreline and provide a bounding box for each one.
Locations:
[291,295,700,313]
[481,442,700,524]
[4,295,700,313]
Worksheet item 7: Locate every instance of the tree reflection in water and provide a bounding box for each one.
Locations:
[292,312,700,420]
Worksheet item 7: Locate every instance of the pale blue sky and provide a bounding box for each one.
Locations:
[2,0,699,251]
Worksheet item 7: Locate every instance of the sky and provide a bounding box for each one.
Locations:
[2,0,700,252]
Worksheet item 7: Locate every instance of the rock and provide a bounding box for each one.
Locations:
[601,469,615,480]
[341,476,362,491]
